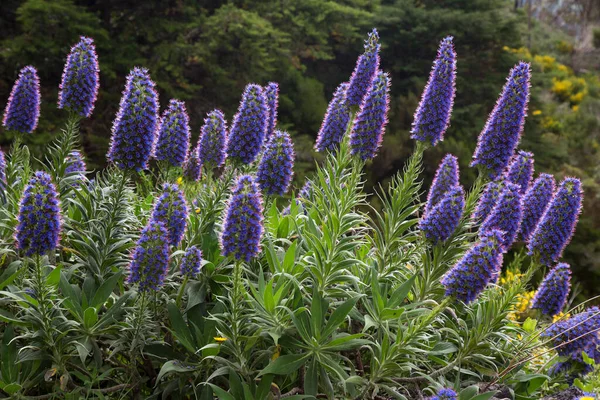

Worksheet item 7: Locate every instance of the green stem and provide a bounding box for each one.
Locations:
[130,291,147,354]
[176,275,189,308]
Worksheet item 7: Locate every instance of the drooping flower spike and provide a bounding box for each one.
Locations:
[58,36,100,118]
[471,62,531,179]
[349,70,390,160]
[127,219,170,292]
[180,246,203,277]
[519,173,556,242]
[441,229,505,303]
[198,109,227,169]
[411,36,456,146]
[315,82,350,152]
[505,150,534,194]
[257,130,295,196]
[473,181,502,221]
[346,29,380,107]
[226,84,268,164]
[432,388,458,400]
[221,175,264,261]
[183,147,201,182]
[265,82,279,140]
[480,182,523,249]
[425,154,459,214]
[150,183,189,247]
[528,177,583,266]
[531,262,571,317]
[420,185,464,244]
[2,66,41,133]
[15,171,62,256]
[154,99,191,168]
[107,67,159,171]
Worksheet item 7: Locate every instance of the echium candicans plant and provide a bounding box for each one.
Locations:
[198,109,227,169]
[315,82,350,152]
[480,182,523,249]
[2,66,41,133]
[65,150,87,184]
[471,62,531,179]
[127,219,170,292]
[473,181,502,221]
[221,175,264,261]
[264,82,279,140]
[58,36,100,118]
[530,262,571,316]
[154,99,191,168]
[346,28,380,107]
[441,229,505,303]
[150,183,189,247]
[519,173,555,242]
[425,154,459,214]
[349,70,390,160]
[180,246,202,277]
[432,388,458,400]
[183,148,201,182]
[15,171,62,256]
[107,67,159,171]
[410,36,456,146]
[528,177,583,265]
[505,150,534,194]
[257,130,295,196]
[420,185,464,244]
[0,149,6,190]
[226,84,268,164]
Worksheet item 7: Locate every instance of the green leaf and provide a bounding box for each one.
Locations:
[0,262,22,290]
[167,302,196,353]
[471,392,497,400]
[429,342,458,355]
[322,296,361,338]
[257,353,309,377]
[83,307,98,329]
[46,265,62,286]
[389,274,416,308]
[1,383,22,395]
[90,272,122,309]
[459,385,479,400]
[207,384,236,400]
[522,317,537,333]
[156,360,198,384]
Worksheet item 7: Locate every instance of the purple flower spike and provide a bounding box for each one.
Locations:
[58,36,100,118]
[519,173,556,242]
[420,185,465,244]
[181,246,203,277]
[226,84,268,164]
[349,71,390,160]
[107,67,159,171]
[265,82,279,140]
[471,62,531,179]
[127,219,170,292]
[531,262,571,316]
[432,388,457,400]
[441,229,505,303]
[425,154,459,214]
[505,150,534,194]
[480,182,523,249]
[221,175,264,262]
[257,130,295,196]
[346,29,380,107]
[16,171,62,256]
[0,149,6,190]
[411,36,456,146]
[528,177,583,266]
[198,109,227,169]
[473,181,502,221]
[3,66,41,133]
[150,183,189,247]
[154,99,191,168]
[183,147,201,182]
[315,82,350,152]
[65,150,86,176]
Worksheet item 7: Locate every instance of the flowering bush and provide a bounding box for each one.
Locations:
[0,31,598,400]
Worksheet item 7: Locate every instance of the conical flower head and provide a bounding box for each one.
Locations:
[349,71,390,160]
[531,262,571,316]
[541,307,600,362]
[58,36,100,118]
[107,67,159,171]
[65,150,87,187]
[519,173,556,242]
[221,175,264,261]
[425,154,459,214]
[150,183,189,247]
[127,219,170,292]
[346,29,380,107]
[480,182,523,249]
[226,84,268,164]
[183,147,201,182]
[471,62,531,179]
[528,177,583,266]
[432,388,457,400]
[3,66,41,133]
[257,130,295,196]
[154,99,190,167]
[15,171,62,256]
[181,246,202,277]
[420,185,464,244]
[198,109,227,169]
[505,150,534,194]
[265,82,279,140]
[411,36,457,146]
[473,181,502,221]
[0,149,6,190]
[315,82,350,152]
[441,229,505,303]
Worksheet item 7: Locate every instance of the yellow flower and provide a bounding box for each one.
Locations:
[532,110,542,116]
[271,344,281,361]
[572,105,579,112]
[195,208,201,214]
[580,397,595,400]
[176,177,183,185]
[214,337,227,343]
[553,312,570,323]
